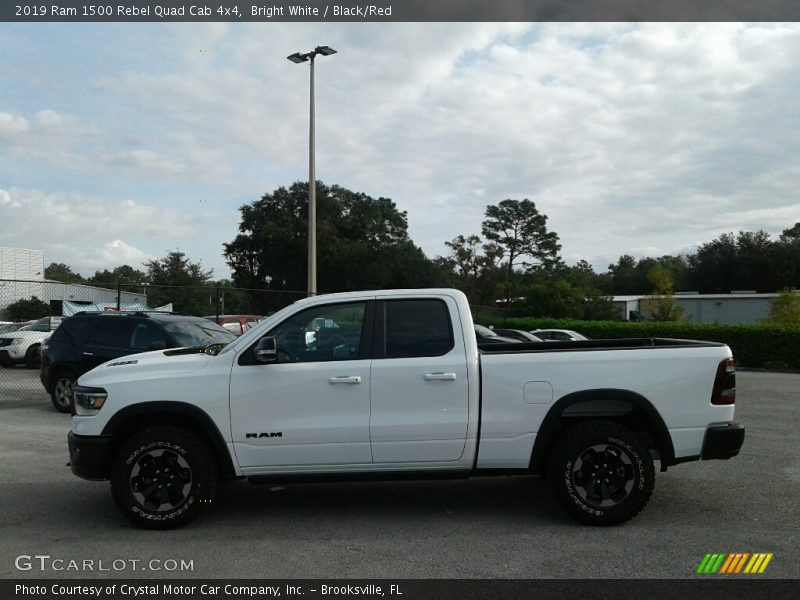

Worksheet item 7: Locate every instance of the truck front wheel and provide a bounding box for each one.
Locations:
[547,421,654,525]
[110,426,217,529]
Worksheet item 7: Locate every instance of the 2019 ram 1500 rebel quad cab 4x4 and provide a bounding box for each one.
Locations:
[67,289,744,529]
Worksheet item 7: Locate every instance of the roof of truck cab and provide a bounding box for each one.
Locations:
[291,288,468,307]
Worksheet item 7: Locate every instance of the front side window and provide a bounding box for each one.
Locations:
[267,302,366,363]
[385,299,454,359]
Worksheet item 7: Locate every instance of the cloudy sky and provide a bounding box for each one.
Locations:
[1,22,799,279]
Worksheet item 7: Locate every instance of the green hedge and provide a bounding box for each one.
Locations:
[503,317,800,370]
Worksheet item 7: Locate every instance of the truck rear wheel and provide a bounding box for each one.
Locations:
[547,421,654,525]
[110,426,216,529]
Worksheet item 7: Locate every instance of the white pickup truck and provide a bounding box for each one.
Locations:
[67,289,744,529]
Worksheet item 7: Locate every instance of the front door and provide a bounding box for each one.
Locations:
[230,301,373,469]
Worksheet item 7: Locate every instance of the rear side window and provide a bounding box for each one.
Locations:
[52,317,98,343]
[87,320,136,349]
[385,299,454,359]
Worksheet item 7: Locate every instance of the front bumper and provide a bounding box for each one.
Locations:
[67,431,112,480]
[701,423,745,460]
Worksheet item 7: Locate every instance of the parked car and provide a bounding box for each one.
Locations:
[474,324,521,344]
[41,311,237,413]
[490,328,544,342]
[0,321,34,335]
[530,328,589,342]
[0,317,55,368]
[203,314,265,336]
[66,288,742,529]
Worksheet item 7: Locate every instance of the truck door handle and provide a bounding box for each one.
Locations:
[82,352,94,356]
[329,376,362,385]
[424,372,457,382]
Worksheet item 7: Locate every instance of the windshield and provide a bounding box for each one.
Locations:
[28,318,51,332]
[163,320,237,348]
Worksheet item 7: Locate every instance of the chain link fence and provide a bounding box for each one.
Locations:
[0,278,308,399]
[0,279,508,406]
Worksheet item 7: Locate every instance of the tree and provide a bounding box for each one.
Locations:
[6,296,50,321]
[441,235,504,306]
[223,181,444,312]
[481,199,561,303]
[144,251,213,315]
[602,254,688,295]
[603,255,640,295]
[641,264,685,321]
[780,222,800,243]
[86,265,149,291]
[481,199,561,274]
[514,261,618,320]
[776,222,800,290]
[559,260,619,320]
[686,230,782,293]
[44,263,85,284]
[762,290,800,325]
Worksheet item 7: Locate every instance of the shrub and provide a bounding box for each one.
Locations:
[6,296,51,321]
[505,317,800,369]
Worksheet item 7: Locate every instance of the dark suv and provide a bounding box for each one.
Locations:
[41,312,236,413]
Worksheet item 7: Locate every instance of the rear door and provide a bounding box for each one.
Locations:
[369,296,470,463]
[81,319,139,370]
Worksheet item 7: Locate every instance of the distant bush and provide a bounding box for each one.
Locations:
[504,317,800,370]
[761,290,800,325]
[6,296,50,321]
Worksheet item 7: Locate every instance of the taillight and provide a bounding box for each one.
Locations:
[711,358,736,405]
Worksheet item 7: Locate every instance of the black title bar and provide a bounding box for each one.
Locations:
[3,579,800,600]
[3,0,800,22]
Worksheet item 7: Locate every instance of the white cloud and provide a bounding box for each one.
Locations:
[0,188,222,275]
[2,23,800,277]
[99,239,152,266]
[0,112,30,137]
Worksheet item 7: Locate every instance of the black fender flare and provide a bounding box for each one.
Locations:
[101,401,237,478]
[529,388,675,472]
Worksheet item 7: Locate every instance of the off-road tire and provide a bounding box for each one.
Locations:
[547,420,654,526]
[50,370,77,413]
[110,426,217,529]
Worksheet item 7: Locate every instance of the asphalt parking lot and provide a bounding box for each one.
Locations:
[0,367,797,579]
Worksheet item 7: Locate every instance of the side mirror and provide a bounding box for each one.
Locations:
[255,336,278,363]
[149,340,167,351]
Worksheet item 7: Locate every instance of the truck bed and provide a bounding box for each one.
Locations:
[479,337,725,353]
[476,337,732,470]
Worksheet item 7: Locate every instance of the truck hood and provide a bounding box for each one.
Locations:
[79,346,215,387]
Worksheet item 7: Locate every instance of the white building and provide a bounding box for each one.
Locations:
[0,247,44,280]
[612,292,785,324]
[0,247,147,319]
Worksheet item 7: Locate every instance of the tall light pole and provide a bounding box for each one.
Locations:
[287,45,337,296]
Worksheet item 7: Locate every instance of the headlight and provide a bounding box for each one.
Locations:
[9,339,22,346]
[73,386,108,416]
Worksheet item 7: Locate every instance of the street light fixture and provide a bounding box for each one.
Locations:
[287,45,337,296]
